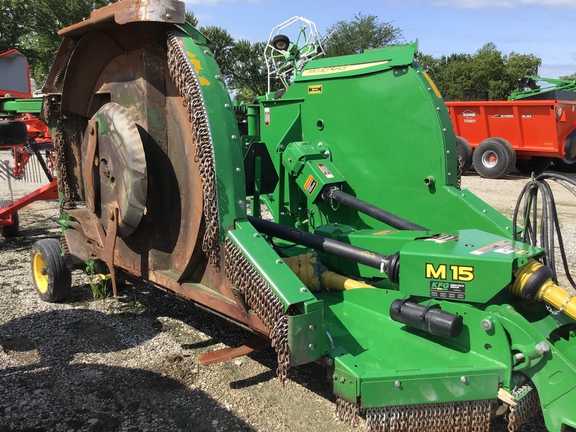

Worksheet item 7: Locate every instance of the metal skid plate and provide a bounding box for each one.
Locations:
[81,102,147,237]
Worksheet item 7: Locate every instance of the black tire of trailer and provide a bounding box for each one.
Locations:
[515,157,553,175]
[0,121,27,147]
[552,158,576,173]
[455,136,473,172]
[31,238,71,303]
[472,137,516,179]
[0,199,19,237]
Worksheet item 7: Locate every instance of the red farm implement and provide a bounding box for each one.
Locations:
[446,78,576,178]
[1,49,57,237]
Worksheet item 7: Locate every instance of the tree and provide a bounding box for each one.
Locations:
[0,0,31,54]
[200,26,235,80]
[560,73,576,80]
[185,11,198,27]
[418,44,541,101]
[323,12,403,57]
[505,52,541,92]
[228,40,270,99]
[2,0,112,85]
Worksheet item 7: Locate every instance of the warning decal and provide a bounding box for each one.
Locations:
[317,163,334,178]
[470,240,510,255]
[304,175,318,195]
[308,85,323,94]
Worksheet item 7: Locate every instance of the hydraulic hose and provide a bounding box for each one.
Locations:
[247,216,399,282]
[513,172,576,289]
[321,187,428,231]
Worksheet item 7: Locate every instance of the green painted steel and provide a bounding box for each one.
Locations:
[0,97,42,115]
[258,42,514,237]
[39,5,576,430]
[242,40,576,430]
[320,289,509,406]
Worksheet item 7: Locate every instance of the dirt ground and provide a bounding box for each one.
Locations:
[1,157,575,431]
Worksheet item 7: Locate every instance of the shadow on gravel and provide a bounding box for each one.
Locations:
[0,307,257,431]
[0,281,549,432]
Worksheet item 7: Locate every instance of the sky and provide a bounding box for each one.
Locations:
[183,0,576,80]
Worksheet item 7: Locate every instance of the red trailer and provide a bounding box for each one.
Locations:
[446,99,576,178]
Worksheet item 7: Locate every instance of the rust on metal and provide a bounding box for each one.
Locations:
[103,205,119,296]
[83,119,98,213]
[198,337,270,366]
[58,0,186,37]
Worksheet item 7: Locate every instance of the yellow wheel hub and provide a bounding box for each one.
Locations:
[33,252,49,293]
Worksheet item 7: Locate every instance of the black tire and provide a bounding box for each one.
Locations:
[272,34,290,51]
[0,121,27,147]
[472,137,516,179]
[31,238,71,302]
[515,157,552,175]
[0,199,19,237]
[552,158,576,173]
[455,136,473,172]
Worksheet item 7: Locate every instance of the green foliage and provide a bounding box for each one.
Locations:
[185,11,198,27]
[200,25,235,80]
[86,263,110,301]
[229,40,270,97]
[323,12,403,57]
[0,0,111,86]
[0,0,30,54]
[418,43,541,100]
[560,72,576,80]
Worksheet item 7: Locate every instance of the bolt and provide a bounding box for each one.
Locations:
[332,374,338,380]
[166,13,172,19]
[215,74,221,80]
[238,200,244,206]
[224,103,230,108]
[308,324,316,331]
[300,287,307,293]
[324,357,333,366]
[394,381,401,388]
[339,377,345,384]
[323,151,330,157]
[253,233,260,238]
[231,135,237,140]
[461,376,468,383]
[481,319,493,331]
[317,142,323,147]
[275,259,283,264]
[236,167,241,172]
[535,341,550,355]
[280,145,285,150]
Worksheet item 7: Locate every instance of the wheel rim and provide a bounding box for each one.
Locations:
[32,252,49,293]
[481,151,498,168]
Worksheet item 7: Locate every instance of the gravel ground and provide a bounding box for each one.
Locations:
[1,155,575,432]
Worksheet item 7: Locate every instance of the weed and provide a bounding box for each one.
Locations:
[86,263,110,301]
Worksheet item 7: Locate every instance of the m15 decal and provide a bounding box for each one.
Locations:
[425,263,475,282]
